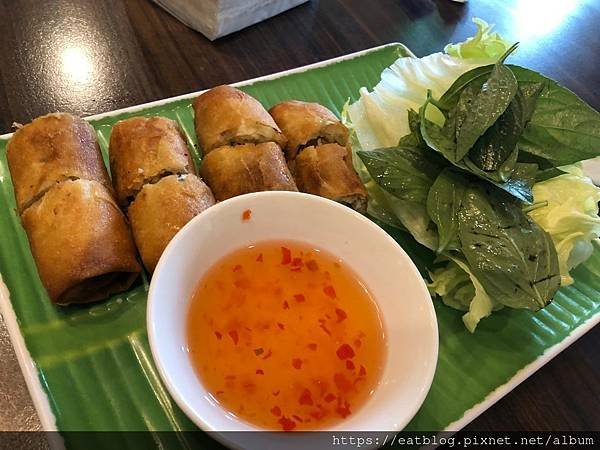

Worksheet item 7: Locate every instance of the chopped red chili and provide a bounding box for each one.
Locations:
[335,308,347,322]
[291,257,303,267]
[281,247,292,265]
[228,330,239,345]
[277,322,285,330]
[256,253,263,262]
[299,388,313,406]
[323,285,336,299]
[294,294,306,303]
[305,260,319,271]
[324,393,336,403]
[242,209,252,221]
[336,344,355,360]
[308,343,317,351]
[214,331,222,340]
[333,373,353,392]
[346,360,355,370]
[292,358,302,369]
[359,365,367,376]
[233,264,242,272]
[254,347,264,356]
[256,369,264,375]
[278,416,296,431]
[270,406,281,416]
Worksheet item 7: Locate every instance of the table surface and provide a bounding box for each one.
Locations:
[0,0,599,434]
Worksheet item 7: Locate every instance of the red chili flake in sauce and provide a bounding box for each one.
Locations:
[310,408,327,420]
[281,247,292,265]
[306,260,319,271]
[272,390,280,396]
[333,373,353,392]
[256,369,264,375]
[270,406,281,416]
[256,253,263,262]
[290,267,301,272]
[299,389,313,406]
[215,390,224,395]
[336,344,355,360]
[228,330,239,345]
[354,339,362,348]
[294,294,306,303]
[283,300,290,310]
[336,401,352,418]
[262,349,273,360]
[278,416,296,431]
[291,257,303,267]
[319,323,331,335]
[359,365,367,376]
[214,331,222,340]
[292,415,304,423]
[292,358,303,369]
[253,348,264,356]
[324,393,336,403]
[277,322,285,330]
[233,264,242,272]
[308,343,317,351]
[346,360,355,370]
[323,285,337,299]
[242,209,252,221]
[335,308,347,322]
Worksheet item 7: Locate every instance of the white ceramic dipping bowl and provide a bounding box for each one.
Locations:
[148,191,438,448]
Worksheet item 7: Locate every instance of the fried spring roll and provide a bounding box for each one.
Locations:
[193,85,286,154]
[7,113,111,213]
[200,142,297,201]
[269,100,348,160]
[128,174,215,272]
[21,179,141,305]
[294,143,367,213]
[109,117,194,206]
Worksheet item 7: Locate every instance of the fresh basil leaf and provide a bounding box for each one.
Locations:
[398,109,424,147]
[458,183,561,311]
[519,81,545,125]
[455,62,519,160]
[427,169,468,253]
[357,147,446,204]
[511,66,600,167]
[438,64,494,110]
[419,100,457,162]
[462,158,535,203]
[535,167,567,182]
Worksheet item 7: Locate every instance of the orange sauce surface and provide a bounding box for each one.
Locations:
[187,241,386,431]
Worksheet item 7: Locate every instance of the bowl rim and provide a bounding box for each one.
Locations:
[147,191,439,434]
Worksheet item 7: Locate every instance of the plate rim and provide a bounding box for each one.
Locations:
[0,41,598,436]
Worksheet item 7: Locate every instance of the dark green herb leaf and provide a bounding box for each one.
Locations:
[438,64,494,110]
[535,167,567,182]
[458,183,560,310]
[419,100,457,162]
[455,63,518,160]
[510,65,600,167]
[398,109,423,147]
[427,169,468,253]
[357,147,446,204]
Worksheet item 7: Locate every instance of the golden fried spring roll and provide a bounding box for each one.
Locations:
[7,113,111,213]
[294,143,368,213]
[200,142,297,201]
[128,174,215,272]
[193,85,286,154]
[269,100,348,160]
[109,117,194,206]
[21,179,141,305]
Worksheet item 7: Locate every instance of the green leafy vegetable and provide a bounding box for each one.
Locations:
[426,169,467,253]
[528,166,600,285]
[458,183,561,310]
[444,18,513,60]
[511,66,600,167]
[358,147,445,204]
[455,44,519,159]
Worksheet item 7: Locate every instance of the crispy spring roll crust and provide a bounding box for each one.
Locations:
[200,142,297,201]
[193,85,286,154]
[269,100,348,160]
[21,179,141,305]
[109,117,194,206]
[294,143,367,213]
[128,174,215,272]
[7,113,111,213]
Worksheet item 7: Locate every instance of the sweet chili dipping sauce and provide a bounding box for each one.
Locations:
[187,241,386,431]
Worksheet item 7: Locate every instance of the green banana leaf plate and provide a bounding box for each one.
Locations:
[0,44,599,449]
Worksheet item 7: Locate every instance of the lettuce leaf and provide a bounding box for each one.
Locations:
[445,18,512,60]
[528,166,600,285]
[428,256,501,333]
